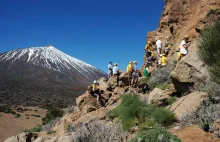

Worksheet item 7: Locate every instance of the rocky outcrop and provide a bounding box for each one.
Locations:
[169,91,208,120]
[145,0,220,94]
[148,88,171,105]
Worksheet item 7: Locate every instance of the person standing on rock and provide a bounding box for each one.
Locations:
[127,61,133,86]
[163,36,169,53]
[156,37,162,55]
[113,63,120,86]
[147,53,158,69]
[108,62,113,79]
[145,41,152,63]
[132,61,139,87]
[180,35,191,60]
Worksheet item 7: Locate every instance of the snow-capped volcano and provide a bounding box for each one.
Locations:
[0,46,104,80]
[0,46,106,108]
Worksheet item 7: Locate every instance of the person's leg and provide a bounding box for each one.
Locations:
[116,73,120,86]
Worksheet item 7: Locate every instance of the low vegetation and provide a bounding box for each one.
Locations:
[42,108,64,125]
[147,66,172,89]
[109,95,176,131]
[198,21,220,83]
[207,9,220,17]
[24,125,42,132]
[130,127,181,142]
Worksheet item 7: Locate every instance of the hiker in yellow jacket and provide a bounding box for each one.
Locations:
[127,61,133,86]
[160,53,167,67]
[145,41,152,63]
[88,80,106,106]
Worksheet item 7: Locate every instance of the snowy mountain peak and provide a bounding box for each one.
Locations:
[0,46,106,80]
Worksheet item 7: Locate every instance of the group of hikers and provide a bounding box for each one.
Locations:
[88,35,191,106]
[143,35,191,76]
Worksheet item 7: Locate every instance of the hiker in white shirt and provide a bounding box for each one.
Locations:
[156,38,162,55]
[108,62,113,79]
[180,35,191,60]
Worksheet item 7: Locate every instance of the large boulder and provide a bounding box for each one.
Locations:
[169,91,208,120]
[72,107,108,125]
[119,72,130,86]
[113,87,125,95]
[98,77,111,91]
[76,93,97,110]
[107,76,118,86]
[148,88,170,105]
[171,42,210,94]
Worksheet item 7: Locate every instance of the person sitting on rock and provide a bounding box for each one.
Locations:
[113,63,120,86]
[88,80,105,106]
[160,53,168,67]
[127,61,133,86]
[143,64,150,77]
[180,35,191,60]
[108,62,113,79]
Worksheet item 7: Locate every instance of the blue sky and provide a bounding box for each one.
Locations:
[0,0,164,73]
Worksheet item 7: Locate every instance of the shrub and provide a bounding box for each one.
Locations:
[24,125,42,132]
[157,84,169,90]
[42,108,64,125]
[151,107,176,125]
[130,127,181,142]
[109,95,142,130]
[163,96,176,106]
[207,9,216,17]
[73,121,126,142]
[147,66,172,89]
[139,76,150,83]
[206,9,220,17]
[198,21,220,83]
[109,95,176,131]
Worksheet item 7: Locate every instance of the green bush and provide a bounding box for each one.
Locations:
[157,84,169,90]
[163,96,176,106]
[130,127,181,142]
[109,95,142,130]
[151,107,176,125]
[42,108,64,125]
[109,95,176,131]
[198,21,220,83]
[24,125,42,132]
[207,9,216,17]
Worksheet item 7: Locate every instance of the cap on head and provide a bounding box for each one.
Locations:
[93,80,97,84]
[129,61,132,64]
[168,45,171,48]
[151,53,155,56]
[165,36,169,39]
[148,41,151,44]
[114,63,117,66]
[162,53,166,56]
[133,61,137,64]
[178,45,180,49]
[109,61,112,64]
[184,35,189,39]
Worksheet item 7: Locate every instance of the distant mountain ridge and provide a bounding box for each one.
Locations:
[0,46,106,108]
